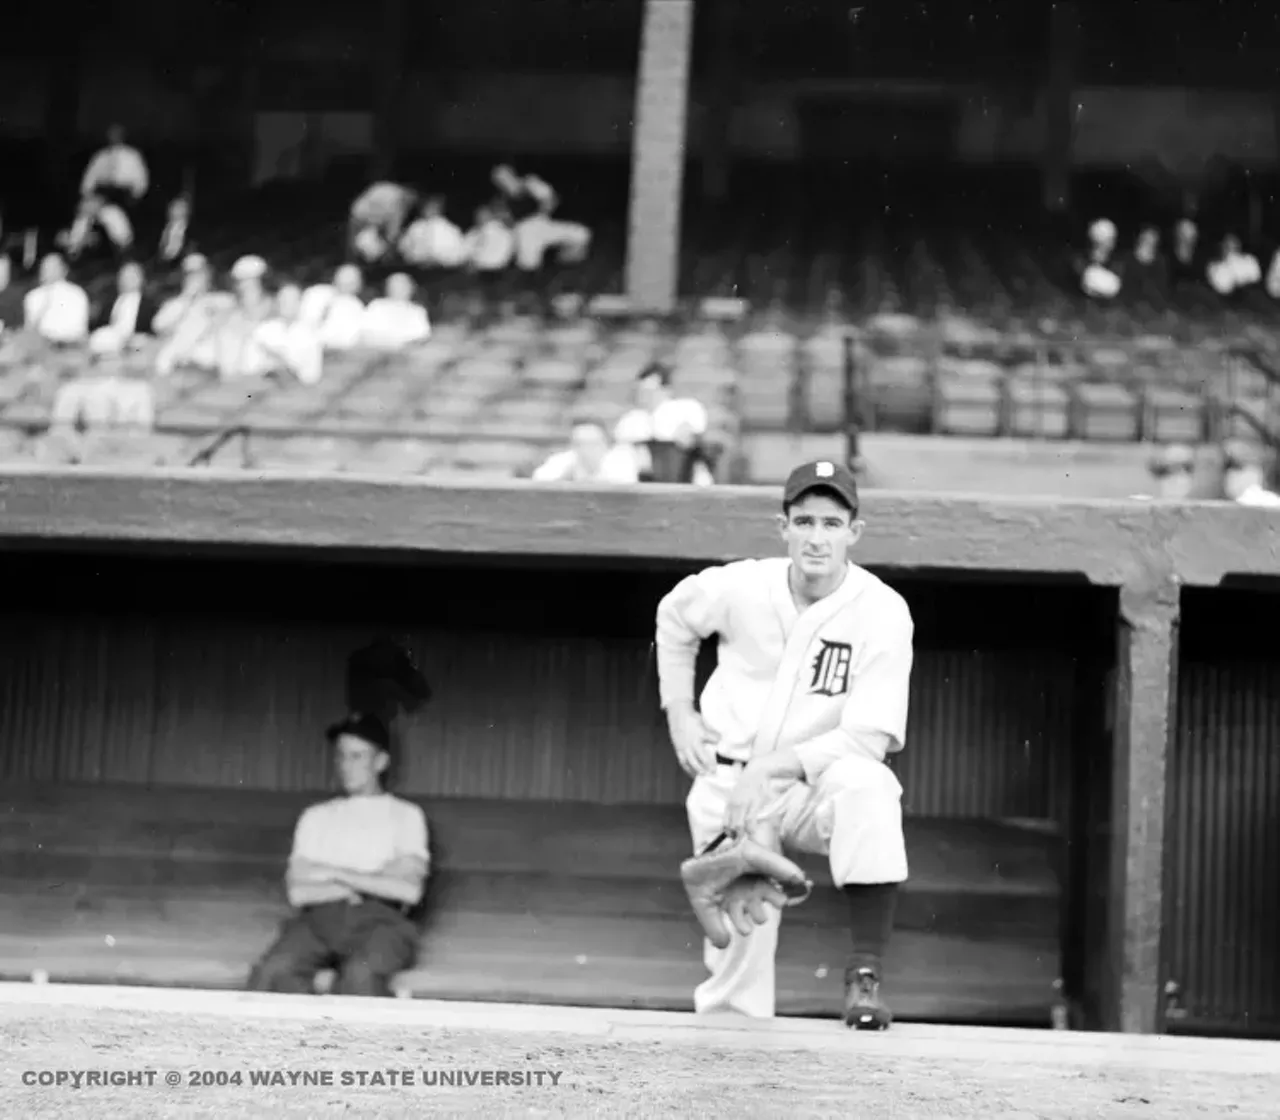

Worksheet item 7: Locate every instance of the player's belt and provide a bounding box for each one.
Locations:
[714,753,746,768]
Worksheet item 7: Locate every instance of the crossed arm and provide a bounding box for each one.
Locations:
[286,855,427,909]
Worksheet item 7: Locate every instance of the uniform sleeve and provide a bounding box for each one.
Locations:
[395,805,430,867]
[654,563,741,709]
[793,596,914,784]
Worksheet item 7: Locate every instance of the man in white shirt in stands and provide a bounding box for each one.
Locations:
[614,362,715,485]
[464,205,515,275]
[60,193,134,263]
[88,261,158,354]
[248,713,429,997]
[81,124,149,214]
[492,164,591,275]
[399,196,467,269]
[359,272,430,350]
[1222,441,1280,508]
[23,253,90,346]
[533,419,640,483]
[249,283,324,385]
[300,264,367,352]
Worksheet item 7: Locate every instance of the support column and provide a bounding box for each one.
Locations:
[626,0,694,314]
[1042,2,1079,213]
[1108,577,1179,1034]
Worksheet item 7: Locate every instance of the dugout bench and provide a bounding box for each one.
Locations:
[0,781,1059,1023]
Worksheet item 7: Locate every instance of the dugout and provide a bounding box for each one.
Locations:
[1,472,1278,1035]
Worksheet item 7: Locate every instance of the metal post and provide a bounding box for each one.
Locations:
[842,334,861,473]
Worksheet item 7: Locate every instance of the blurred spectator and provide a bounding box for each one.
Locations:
[23,253,89,345]
[154,254,233,376]
[300,264,367,352]
[52,334,155,431]
[1079,218,1121,300]
[247,283,324,385]
[1142,444,1197,501]
[349,181,418,265]
[399,196,466,269]
[1133,226,1161,267]
[158,195,193,264]
[1265,249,1280,300]
[1171,218,1201,285]
[1207,234,1261,297]
[59,193,133,262]
[80,124,149,213]
[614,362,715,486]
[465,204,516,275]
[491,164,591,274]
[359,272,430,350]
[215,255,277,378]
[1222,441,1280,507]
[89,261,158,354]
[532,419,639,483]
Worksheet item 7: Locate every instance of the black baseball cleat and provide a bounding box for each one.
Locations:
[843,965,892,1030]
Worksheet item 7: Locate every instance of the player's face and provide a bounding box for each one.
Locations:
[779,493,863,579]
[335,735,388,795]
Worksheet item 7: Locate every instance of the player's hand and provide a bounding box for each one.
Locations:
[724,762,775,837]
[666,703,718,778]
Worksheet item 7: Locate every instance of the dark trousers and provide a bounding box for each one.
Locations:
[248,898,419,997]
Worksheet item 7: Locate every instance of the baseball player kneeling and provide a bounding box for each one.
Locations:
[655,460,912,1029]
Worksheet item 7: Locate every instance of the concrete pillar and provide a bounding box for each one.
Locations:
[1108,578,1179,1034]
[626,0,694,314]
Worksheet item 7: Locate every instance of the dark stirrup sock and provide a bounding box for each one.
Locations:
[842,882,900,970]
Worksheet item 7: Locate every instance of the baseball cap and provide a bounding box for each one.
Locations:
[783,459,859,514]
[324,712,391,753]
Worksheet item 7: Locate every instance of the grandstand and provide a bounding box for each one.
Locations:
[0,3,1278,493]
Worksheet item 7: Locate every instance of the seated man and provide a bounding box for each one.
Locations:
[157,194,194,264]
[248,714,429,997]
[300,264,367,352]
[1207,234,1262,298]
[1078,218,1122,300]
[359,272,430,350]
[89,261,159,354]
[154,254,235,376]
[248,283,324,385]
[349,181,418,266]
[23,253,90,346]
[59,192,134,263]
[532,418,640,483]
[492,164,591,274]
[399,196,467,269]
[614,362,715,485]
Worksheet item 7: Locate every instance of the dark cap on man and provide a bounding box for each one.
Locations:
[783,460,859,515]
[325,712,391,754]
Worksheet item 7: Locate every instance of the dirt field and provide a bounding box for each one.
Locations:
[1,990,1276,1119]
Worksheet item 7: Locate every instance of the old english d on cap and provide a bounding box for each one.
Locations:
[783,460,859,513]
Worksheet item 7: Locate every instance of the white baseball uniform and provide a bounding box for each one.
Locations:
[655,557,913,1018]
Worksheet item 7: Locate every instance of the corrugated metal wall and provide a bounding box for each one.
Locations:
[0,553,1108,821]
[0,611,1080,817]
[1166,589,1280,1036]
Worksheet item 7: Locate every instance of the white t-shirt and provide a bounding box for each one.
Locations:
[400,217,467,268]
[24,280,90,344]
[299,285,367,351]
[533,446,639,484]
[291,793,430,875]
[359,299,430,349]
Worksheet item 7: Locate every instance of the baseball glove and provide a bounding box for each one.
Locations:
[680,833,813,949]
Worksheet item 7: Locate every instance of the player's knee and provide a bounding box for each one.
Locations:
[822,754,903,803]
